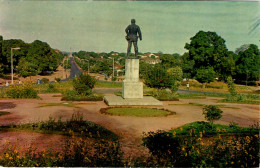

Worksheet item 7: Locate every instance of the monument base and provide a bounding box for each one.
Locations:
[104,96,163,106]
[122,81,143,99]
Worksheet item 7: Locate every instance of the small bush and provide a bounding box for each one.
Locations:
[6,84,38,98]
[202,105,223,124]
[73,73,96,96]
[41,78,49,84]
[55,78,61,83]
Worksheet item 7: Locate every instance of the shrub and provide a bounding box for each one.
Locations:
[73,73,96,96]
[202,105,223,124]
[141,128,259,167]
[55,78,61,83]
[41,78,49,84]
[6,84,38,98]
[227,76,236,96]
[46,84,59,93]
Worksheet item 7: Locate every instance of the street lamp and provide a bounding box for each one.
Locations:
[11,47,20,84]
[108,57,115,78]
[85,59,90,75]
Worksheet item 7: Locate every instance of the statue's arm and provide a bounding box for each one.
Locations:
[138,27,142,41]
[125,26,129,35]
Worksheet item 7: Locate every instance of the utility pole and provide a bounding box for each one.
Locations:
[11,47,20,84]
[113,57,114,78]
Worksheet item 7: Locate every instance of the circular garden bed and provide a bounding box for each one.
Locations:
[100,107,176,117]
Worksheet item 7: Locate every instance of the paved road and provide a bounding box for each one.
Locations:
[61,56,83,82]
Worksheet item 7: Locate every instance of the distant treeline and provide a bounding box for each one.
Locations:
[73,31,260,85]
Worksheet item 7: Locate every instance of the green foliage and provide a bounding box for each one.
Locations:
[234,44,260,83]
[55,78,61,83]
[143,64,174,90]
[17,57,39,77]
[170,121,258,136]
[184,31,233,79]
[226,76,237,96]
[6,84,38,98]
[159,54,179,69]
[167,66,183,93]
[142,131,182,166]
[0,113,123,167]
[202,105,223,124]
[1,39,62,76]
[41,78,49,84]
[62,58,71,69]
[72,73,96,96]
[142,123,259,167]
[195,67,215,85]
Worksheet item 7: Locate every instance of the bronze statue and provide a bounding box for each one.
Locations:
[125,19,142,58]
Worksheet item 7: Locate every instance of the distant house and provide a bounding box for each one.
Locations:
[141,53,159,59]
[142,57,161,65]
[111,52,119,56]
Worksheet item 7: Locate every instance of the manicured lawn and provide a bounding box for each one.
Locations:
[96,81,122,88]
[102,107,175,117]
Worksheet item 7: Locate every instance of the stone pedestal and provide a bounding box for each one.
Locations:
[104,58,162,106]
[122,59,143,99]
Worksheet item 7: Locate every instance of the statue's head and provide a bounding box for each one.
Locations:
[131,19,136,24]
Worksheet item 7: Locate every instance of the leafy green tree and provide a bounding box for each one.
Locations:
[1,39,29,73]
[195,67,216,88]
[143,64,174,90]
[159,54,179,69]
[180,52,195,79]
[202,105,223,125]
[139,61,152,79]
[167,66,183,82]
[218,51,236,81]
[167,66,183,93]
[17,57,38,77]
[73,73,96,96]
[184,31,230,78]
[234,44,260,84]
[26,40,59,73]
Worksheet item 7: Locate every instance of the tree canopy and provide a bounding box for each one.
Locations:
[184,31,231,80]
[0,38,63,77]
[234,44,260,83]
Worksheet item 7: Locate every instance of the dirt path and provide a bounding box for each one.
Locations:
[0,94,259,155]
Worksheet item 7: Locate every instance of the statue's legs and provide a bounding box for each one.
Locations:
[126,41,132,58]
[133,41,138,58]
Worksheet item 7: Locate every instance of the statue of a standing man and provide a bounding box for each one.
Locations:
[125,19,142,58]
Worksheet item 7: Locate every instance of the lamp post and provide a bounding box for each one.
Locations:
[109,57,114,78]
[85,59,89,75]
[11,47,20,84]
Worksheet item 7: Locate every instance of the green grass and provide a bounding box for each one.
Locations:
[220,99,260,105]
[96,81,122,88]
[37,102,96,108]
[101,107,175,117]
[168,103,240,109]
[169,121,259,136]
[0,111,10,116]
[34,81,73,93]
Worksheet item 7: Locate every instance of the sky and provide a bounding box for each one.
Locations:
[0,1,259,54]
